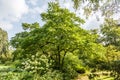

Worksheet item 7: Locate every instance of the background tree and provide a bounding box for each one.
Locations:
[100,18,120,78]
[72,0,120,17]
[100,18,120,49]
[0,28,8,57]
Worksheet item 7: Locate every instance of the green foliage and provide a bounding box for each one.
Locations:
[105,45,120,62]
[0,28,8,57]
[112,60,120,73]
[22,22,40,30]
[62,53,82,79]
[111,60,120,79]
[75,65,86,74]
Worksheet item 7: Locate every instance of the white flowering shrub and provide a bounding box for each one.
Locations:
[20,53,50,75]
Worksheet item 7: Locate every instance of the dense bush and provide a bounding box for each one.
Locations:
[19,54,50,75]
[61,53,84,79]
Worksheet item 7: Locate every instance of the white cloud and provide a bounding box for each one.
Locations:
[112,13,120,20]
[63,2,71,9]
[0,0,29,30]
[0,21,13,31]
[29,5,48,14]
[27,0,38,6]
[82,12,104,30]
[60,0,73,9]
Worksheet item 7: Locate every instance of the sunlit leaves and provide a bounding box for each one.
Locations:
[22,22,40,30]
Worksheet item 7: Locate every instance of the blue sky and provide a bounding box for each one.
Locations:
[0,0,110,40]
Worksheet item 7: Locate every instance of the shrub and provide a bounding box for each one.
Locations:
[19,54,50,75]
[62,67,78,80]
[62,53,84,79]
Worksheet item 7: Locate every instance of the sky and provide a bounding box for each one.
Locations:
[0,0,107,40]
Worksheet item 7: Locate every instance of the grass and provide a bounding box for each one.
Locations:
[75,71,115,80]
[94,76,114,80]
